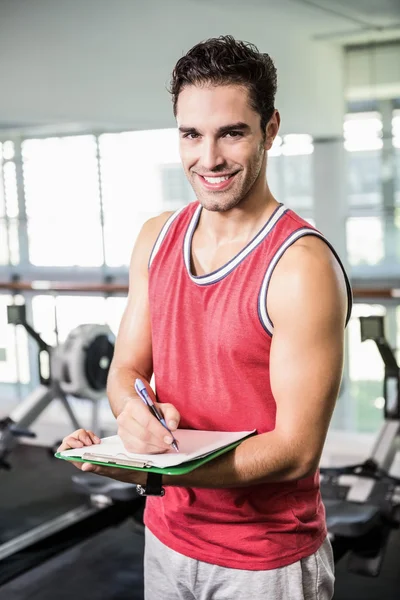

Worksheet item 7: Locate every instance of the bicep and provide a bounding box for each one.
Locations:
[112,271,153,379]
[267,239,347,463]
[110,212,173,379]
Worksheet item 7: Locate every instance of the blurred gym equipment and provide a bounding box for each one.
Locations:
[0,303,114,469]
[321,316,400,577]
[0,304,143,587]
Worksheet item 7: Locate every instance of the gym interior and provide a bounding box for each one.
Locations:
[1,1,400,599]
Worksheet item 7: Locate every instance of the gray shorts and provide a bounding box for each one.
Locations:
[144,528,334,600]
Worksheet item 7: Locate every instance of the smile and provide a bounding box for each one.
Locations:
[197,172,238,191]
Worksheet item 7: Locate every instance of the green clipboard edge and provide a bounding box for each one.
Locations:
[55,433,255,476]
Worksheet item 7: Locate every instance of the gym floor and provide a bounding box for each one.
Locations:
[1,444,400,600]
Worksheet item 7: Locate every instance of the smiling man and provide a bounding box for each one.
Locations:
[59,36,352,599]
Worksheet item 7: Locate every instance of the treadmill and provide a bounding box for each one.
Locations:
[321,315,400,577]
[0,304,144,586]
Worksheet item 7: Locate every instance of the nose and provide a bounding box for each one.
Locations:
[200,138,225,172]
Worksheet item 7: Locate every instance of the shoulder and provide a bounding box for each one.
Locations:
[129,211,174,276]
[141,211,175,241]
[272,234,346,286]
[267,234,348,327]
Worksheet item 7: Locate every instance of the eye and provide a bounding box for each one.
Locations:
[223,131,243,138]
[183,132,200,140]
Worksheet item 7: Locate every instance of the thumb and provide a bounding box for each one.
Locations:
[156,402,180,431]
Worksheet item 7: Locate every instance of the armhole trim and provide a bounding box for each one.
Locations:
[258,228,353,337]
[148,206,186,269]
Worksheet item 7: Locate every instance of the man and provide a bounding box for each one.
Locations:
[59,35,352,599]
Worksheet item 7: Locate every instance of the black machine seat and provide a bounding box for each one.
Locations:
[72,473,140,503]
[324,499,381,537]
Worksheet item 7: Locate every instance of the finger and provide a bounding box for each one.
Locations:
[81,462,97,472]
[118,407,172,450]
[71,461,85,470]
[81,463,112,476]
[86,430,101,444]
[57,437,85,452]
[118,420,171,454]
[76,429,96,446]
[57,428,86,452]
[156,403,180,431]
[81,463,139,484]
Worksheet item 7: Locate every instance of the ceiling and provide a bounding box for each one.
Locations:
[301,0,400,41]
[0,0,399,136]
[196,0,400,44]
[306,0,400,28]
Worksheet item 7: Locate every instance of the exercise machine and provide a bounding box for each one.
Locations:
[0,303,115,469]
[0,304,143,586]
[321,315,400,577]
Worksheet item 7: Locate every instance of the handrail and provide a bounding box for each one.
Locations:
[0,282,128,293]
[0,281,399,299]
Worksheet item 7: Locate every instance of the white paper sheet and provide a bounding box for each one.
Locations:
[60,429,255,468]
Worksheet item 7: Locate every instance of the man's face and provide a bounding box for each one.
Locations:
[176,84,272,212]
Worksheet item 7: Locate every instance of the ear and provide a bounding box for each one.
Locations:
[264,110,280,150]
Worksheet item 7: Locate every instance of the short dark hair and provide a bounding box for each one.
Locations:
[170,35,277,134]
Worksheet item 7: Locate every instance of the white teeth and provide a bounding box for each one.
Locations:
[204,175,231,184]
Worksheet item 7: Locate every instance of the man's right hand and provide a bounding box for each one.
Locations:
[116,388,180,454]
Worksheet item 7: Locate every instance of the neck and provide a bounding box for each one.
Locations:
[198,177,279,246]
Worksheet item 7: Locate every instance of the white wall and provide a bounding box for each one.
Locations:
[0,0,345,137]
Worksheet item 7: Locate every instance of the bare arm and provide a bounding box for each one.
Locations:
[106,211,181,453]
[106,215,162,417]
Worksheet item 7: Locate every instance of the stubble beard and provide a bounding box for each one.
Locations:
[187,146,265,213]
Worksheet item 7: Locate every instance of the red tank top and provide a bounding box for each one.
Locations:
[145,201,352,570]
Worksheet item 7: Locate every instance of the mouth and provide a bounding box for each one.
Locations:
[196,172,239,191]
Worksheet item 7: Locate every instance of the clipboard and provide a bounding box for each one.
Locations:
[55,430,256,475]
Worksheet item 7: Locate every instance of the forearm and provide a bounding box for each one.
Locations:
[83,426,320,488]
[107,364,151,418]
[163,429,317,489]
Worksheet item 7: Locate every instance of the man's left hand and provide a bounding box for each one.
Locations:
[80,461,147,486]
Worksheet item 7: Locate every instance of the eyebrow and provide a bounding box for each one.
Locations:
[178,122,251,135]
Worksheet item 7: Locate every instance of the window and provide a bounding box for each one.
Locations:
[99,129,182,266]
[0,220,8,265]
[0,295,30,385]
[22,136,103,267]
[282,153,313,211]
[0,143,8,264]
[32,295,58,346]
[32,294,128,347]
[54,296,107,342]
[345,303,386,433]
[393,111,400,206]
[4,159,19,218]
[347,151,382,208]
[396,305,400,365]
[105,297,128,335]
[267,135,313,216]
[346,216,384,266]
[344,111,400,270]
[345,112,382,209]
[160,164,195,210]
[0,141,20,265]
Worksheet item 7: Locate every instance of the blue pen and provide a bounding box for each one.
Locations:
[134,379,179,453]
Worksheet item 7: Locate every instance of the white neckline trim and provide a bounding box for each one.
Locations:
[183,203,287,285]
